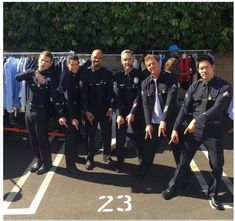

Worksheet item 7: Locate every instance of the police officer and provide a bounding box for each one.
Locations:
[58,55,84,175]
[16,51,64,175]
[162,54,232,211]
[81,49,114,170]
[137,54,178,178]
[113,49,147,172]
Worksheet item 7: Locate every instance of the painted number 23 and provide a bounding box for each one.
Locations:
[97,195,132,212]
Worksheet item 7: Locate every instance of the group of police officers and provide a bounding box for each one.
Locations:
[15,49,232,211]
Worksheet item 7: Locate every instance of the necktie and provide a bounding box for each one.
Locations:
[200,81,208,114]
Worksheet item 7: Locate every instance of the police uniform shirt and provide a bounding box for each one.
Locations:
[80,66,113,114]
[141,72,178,126]
[15,68,64,116]
[174,76,232,132]
[62,69,83,120]
[113,68,145,116]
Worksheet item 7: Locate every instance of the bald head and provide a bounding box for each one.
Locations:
[91,49,104,70]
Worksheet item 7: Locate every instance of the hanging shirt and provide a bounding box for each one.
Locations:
[151,79,163,124]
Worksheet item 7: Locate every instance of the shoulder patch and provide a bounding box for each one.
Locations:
[223,91,229,97]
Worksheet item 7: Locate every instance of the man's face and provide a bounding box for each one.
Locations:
[198,60,215,81]
[38,54,52,72]
[121,53,134,72]
[91,50,103,70]
[145,58,161,78]
[67,59,79,73]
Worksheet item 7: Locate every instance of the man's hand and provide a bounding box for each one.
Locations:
[145,125,153,139]
[71,119,79,130]
[126,113,135,126]
[184,119,196,134]
[85,111,95,125]
[158,121,167,137]
[59,117,68,128]
[106,108,113,121]
[35,70,47,84]
[168,129,179,144]
[117,115,125,129]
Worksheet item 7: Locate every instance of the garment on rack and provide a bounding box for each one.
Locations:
[4,57,21,112]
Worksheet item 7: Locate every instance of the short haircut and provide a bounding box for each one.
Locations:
[40,51,53,62]
[144,54,159,64]
[164,58,178,73]
[121,49,133,57]
[67,55,79,64]
[197,54,214,67]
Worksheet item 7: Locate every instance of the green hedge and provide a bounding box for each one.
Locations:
[4,2,233,53]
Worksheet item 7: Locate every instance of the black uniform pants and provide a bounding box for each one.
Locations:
[168,132,224,198]
[115,116,145,164]
[25,105,52,166]
[65,122,80,168]
[85,115,112,161]
[138,124,162,174]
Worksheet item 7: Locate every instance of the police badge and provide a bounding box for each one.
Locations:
[134,77,139,84]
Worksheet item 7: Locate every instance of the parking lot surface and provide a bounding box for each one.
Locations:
[3,128,233,220]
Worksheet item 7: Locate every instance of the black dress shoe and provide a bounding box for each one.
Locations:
[67,167,84,175]
[85,160,94,170]
[30,161,43,173]
[210,197,225,210]
[103,155,115,166]
[162,187,177,200]
[36,164,52,175]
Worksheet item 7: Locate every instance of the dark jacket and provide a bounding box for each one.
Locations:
[80,66,113,116]
[141,72,178,126]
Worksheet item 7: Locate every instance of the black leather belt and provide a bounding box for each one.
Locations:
[28,103,45,108]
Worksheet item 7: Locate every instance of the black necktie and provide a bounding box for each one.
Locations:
[200,81,208,114]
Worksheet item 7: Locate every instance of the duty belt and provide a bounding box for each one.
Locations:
[28,103,45,108]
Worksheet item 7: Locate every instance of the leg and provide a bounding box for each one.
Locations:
[115,118,128,171]
[131,118,145,164]
[203,138,224,199]
[138,124,161,177]
[162,133,200,199]
[85,118,98,169]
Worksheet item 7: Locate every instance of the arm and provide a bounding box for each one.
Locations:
[195,83,232,125]
[15,69,34,82]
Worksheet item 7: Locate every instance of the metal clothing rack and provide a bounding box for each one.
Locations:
[145,49,213,54]
[3,51,75,57]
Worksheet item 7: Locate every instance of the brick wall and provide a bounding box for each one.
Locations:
[214,52,233,87]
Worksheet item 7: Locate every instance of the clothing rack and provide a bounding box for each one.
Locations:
[146,49,213,54]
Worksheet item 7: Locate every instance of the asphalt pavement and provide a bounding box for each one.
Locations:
[3,127,233,220]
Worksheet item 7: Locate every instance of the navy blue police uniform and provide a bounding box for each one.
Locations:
[16,68,64,174]
[61,68,84,171]
[162,76,232,207]
[81,66,113,168]
[138,71,178,176]
[113,68,148,171]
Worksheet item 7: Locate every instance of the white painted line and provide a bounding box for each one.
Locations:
[200,144,233,195]
[3,159,37,210]
[3,135,55,211]
[3,208,35,215]
[28,144,65,214]
[3,136,64,215]
[190,153,233,209]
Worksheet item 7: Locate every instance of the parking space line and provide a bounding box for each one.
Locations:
[28,143,64,214]
[200,144,233,195]
[3,136,55,211]
[3,136,65,215]
[190,151,233,209]
[3,159,37,210]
